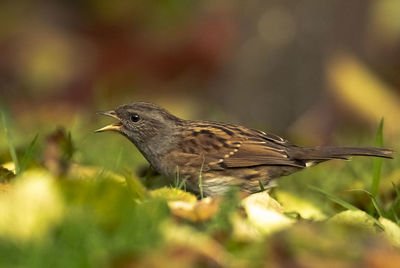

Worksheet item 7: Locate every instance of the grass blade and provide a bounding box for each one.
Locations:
[349,189,388,218]
[310,186,385,230]
[371,118,384,197]
[63,131,75,161]
[1,112,20,175]
[308,185,359,211]
[198,155,205,199]
[20,134,39,173]
[390,208,399,225]
[392,182,400,209]
[258,180,265,192]
[371,197,385,218]
[388,183,400,224]
[172,166,187,191]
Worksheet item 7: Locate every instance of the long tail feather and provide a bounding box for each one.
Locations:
[289,146,394,160]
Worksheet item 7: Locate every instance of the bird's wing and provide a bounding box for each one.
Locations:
[178,122,305,170]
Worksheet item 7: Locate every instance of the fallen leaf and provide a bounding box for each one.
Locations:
[151,187,197,203]
[275,190,328,221]
[328,210,378,231]
[379,217,400,247]
[168,197,220,222]
[234,192,295,239]
[0,170,64,242]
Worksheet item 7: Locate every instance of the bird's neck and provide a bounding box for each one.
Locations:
[129,126,181,174]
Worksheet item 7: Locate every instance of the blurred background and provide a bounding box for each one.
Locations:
[2,2,400,266]
[1,0,400,167]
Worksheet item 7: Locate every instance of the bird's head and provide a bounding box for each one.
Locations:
[96,102,183,147]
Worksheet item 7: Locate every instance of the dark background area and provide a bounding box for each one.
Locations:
[1,0,400,145]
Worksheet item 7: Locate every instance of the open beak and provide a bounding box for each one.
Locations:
[95,111,122,132]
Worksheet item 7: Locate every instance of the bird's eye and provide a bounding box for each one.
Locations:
[130,114,140,122]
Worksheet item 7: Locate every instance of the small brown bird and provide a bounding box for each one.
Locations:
[96,102,393,196]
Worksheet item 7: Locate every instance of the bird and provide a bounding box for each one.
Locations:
[96,102,393,196]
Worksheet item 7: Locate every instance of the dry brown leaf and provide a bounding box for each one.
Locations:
[168,197,221,222]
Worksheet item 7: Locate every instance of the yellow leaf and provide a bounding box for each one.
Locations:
[275,190,327,221]
[0,170,64,242]
[1,162,16,174]
[150,187,197,203]
[234,192,294,239]
[380,217,400,247]
[328,210,377,231]
[167,197,220,222]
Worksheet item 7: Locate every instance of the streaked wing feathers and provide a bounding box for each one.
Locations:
[223,142,304,168]
[180,122,304,169]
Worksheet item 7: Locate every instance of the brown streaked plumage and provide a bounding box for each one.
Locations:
[96,102,394,196]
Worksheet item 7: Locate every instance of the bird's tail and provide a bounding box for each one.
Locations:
[289,146,394,161]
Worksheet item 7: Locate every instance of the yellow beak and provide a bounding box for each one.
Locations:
[95,111,122,132]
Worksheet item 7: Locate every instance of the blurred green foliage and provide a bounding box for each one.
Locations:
[0,179,170,267]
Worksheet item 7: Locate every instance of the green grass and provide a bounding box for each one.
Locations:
[308,185,359,211]
[172,165,187,191]
[0,180,170,268]
[0,116,399,267]
[1,112,20,175]
[198,155,205,199]
[20,134,39,174]
[305,120,400,231]
[371,118,384,197]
